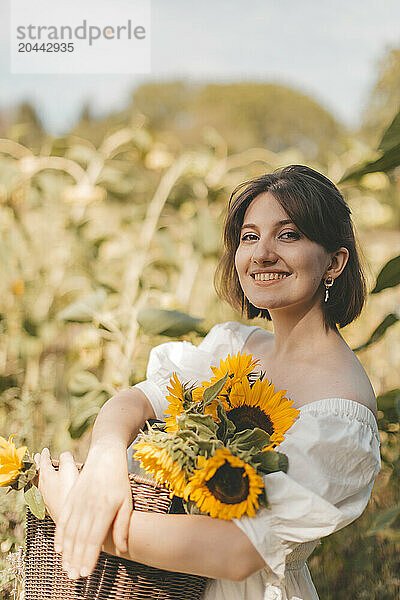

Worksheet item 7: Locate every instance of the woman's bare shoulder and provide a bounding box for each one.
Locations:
[242,328,378,420]
[309,345,378,420]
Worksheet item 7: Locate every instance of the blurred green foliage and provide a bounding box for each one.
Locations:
[361,46,400,147]
[132,81,346,162]
[0,56,400,598]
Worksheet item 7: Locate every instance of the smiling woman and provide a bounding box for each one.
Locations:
[37,164,380,600]
[214,164,367,334]
[235,191,349,331]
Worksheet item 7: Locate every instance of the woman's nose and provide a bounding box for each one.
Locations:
[251,239,278,264]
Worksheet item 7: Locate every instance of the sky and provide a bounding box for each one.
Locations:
[0,0,399,135]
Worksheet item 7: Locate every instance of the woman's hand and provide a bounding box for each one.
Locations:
[52,444,133,580]
[34,448,79,526]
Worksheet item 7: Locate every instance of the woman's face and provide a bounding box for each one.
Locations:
[234,192,333,313]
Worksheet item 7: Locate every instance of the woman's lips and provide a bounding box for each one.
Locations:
[250,274,292,286]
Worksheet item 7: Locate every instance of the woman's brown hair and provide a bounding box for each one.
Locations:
[214,164,368,333]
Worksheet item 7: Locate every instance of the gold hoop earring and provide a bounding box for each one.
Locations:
[324,276,334,303]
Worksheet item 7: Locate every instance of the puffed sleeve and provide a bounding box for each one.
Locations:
[232,397,381,587]
[131,321,248,420]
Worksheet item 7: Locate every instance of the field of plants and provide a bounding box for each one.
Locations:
[1,68,400,598]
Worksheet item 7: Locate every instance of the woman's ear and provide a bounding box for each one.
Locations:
[326,248,349,278]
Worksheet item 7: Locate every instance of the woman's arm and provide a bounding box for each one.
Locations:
[99,511,266,582]
[53,388,157,574]
[38,446,266,582]
[89,387,156,451]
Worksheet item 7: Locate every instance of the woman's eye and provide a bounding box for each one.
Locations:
[241,233,257,241]
[279,231,300,240]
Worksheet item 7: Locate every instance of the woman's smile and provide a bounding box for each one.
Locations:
[250,273,293,286]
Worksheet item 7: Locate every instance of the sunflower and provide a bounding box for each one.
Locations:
[224,377,300,451]
[0,434,27,487]
[192,352,260,419]
[183,447,264,519]
[162,372,185,433]
[133,440,188,497]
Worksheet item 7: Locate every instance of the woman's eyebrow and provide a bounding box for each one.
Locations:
[241,219,293,230]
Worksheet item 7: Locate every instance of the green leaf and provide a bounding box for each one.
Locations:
[68,403,100,439]
[196,439,221,453]
[183,385,197,404]
[66,144,97,165]
[230,428,270,453]
[216,403,236,442]
[70,389,107,414]
[253,450,288,474]
[68,371,100,396]
[376,388,400,421]
[95,279,119,295]
[57,289,107,323]
[183,413,216,427]
[156,229,181,268]
[352,313,399,352]
[193,208,221,258]
[276,451,289,473]
[137,307,203,337]
[12,464,37,490]
[0,374,18,393]
[338,110,400,183]
[177,430,199,441]
[24,484,46,520]
[258,489,270,509]
[370,255,400,294]
[378,110,400,153]
[23,317,39,337]
[340,145,400,182]
[366,504,400,536]
[178,414,218,437]
[203,372,229,406]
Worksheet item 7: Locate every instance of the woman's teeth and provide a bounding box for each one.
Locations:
[253,273,290,281]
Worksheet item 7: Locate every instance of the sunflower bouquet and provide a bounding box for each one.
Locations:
[134,351,300,520]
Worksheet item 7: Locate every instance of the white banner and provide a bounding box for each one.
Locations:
[10,0,151,74]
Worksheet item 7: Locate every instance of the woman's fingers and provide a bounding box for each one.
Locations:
[70,507,115,578]
[59,451,79,484]
[37,448,55,492]
[55,452,80,563]
[39,447,52,472]
[67,512,95,577]
[61,509,83,574]
[112,497,132,554]
[54,496,73,552]
[50,451,78,552]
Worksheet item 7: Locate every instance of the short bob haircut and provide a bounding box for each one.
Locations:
[214,164,368,333]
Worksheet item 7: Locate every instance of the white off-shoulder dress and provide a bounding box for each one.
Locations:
[130,321,382,600]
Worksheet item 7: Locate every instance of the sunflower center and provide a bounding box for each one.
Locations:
[206,463,249,504]
[227,406,274,435]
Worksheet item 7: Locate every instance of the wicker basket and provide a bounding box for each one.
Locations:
[25,460,208,600]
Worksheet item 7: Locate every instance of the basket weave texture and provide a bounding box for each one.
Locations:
[25,461,208,600]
